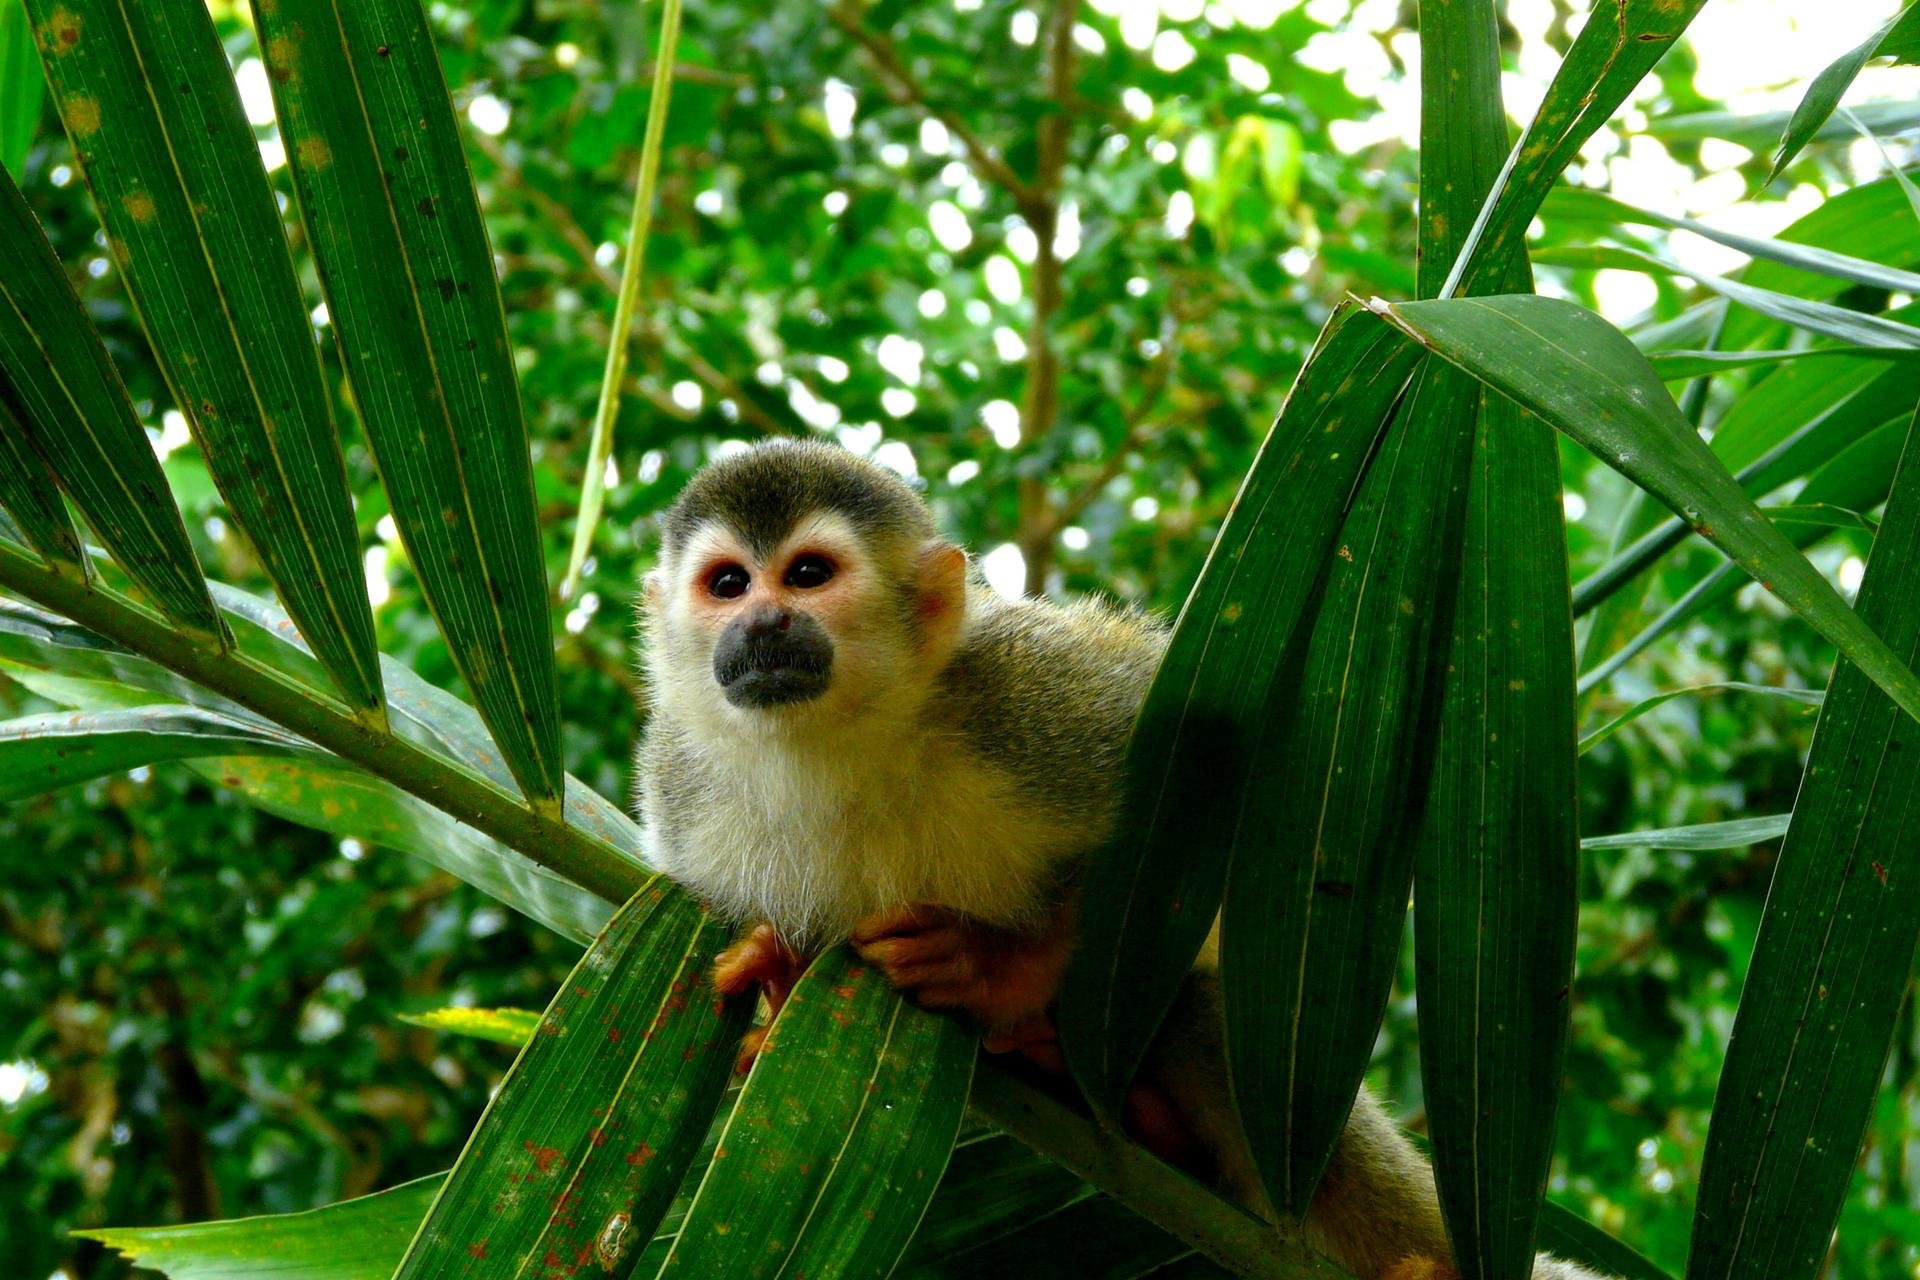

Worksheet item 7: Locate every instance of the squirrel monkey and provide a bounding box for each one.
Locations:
[636,440,1606,1280]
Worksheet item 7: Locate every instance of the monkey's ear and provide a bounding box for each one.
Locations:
[914,541,969,667]
[643,570,664,608]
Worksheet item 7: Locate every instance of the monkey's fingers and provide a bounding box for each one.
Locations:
[733,1025,770,1076]
[713,922,796,997]
[849,903,955,944]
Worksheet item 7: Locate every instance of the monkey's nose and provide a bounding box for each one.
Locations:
[744,607,794,638]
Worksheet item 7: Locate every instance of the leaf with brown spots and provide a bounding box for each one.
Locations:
[392,884,744,1280]
[251,0,560,797]
[22,0,382,713]
[660,946,974,1280]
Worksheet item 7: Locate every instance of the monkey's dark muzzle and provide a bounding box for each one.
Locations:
[713,608,834,708]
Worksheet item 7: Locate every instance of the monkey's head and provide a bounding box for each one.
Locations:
[643,441,969,736]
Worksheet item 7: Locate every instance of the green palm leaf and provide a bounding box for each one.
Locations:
[393,884,744,1279]
[26,0,382,713]
[1690,406,1920,1280]
[0,165,219,637]
[660,946,976,1280]
[251,0,561,805]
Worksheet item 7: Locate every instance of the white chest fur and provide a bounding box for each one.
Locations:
[643,722,1082,946]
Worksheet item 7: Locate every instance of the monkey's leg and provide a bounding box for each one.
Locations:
[712,922,806,1073]
[849,902,1074,1037]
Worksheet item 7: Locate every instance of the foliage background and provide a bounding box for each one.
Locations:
[0,0,1914,1276]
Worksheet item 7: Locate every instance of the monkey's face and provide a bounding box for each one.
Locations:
[645,510,966,733]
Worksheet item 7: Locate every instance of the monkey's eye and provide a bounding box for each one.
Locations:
[707,564,751,600]
[783,553,836,590]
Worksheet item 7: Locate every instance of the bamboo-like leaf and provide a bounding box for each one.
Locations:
[1581,414,1909,692]
[1544,187,1920,295]
[0,4,42,181]
[1413,386,1579,1280]
[0,593,623,943]
[660,946,976,1280]
[1727,176,1920,356]
[1645,348,1920,380]
[0,597,231,712]
[1572,355,1912,620]
[1689,409,1920,1280]
[1058,301,1424,1119]
[1445,0,1709,294]
[0,163,219,637]
[76,1175,445,1280]
[1533,244,1920,350]
[1839,108,1920,222]
[399,1006,542,1047]
[0,382,85,573]
[1647,101,1920,150]
[1580,815,1792,852]
[393,884,744,1280]
[1219,0,1516,1218]
[1535,1205,1675,1280]
[1221,359,1472,1215]
[1371,294,1920,726]
[251,0,561,804]
[1770,2,1920,178]
[192,755,612,945]
[27,0,382,713]
[1579,682,1823,755]
[1399,5,1583,1275]
[0,704,307,801]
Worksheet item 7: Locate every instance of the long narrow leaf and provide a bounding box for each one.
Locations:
[28,0,383,713]
[393,885,744,1279]
[1221,358,1471,1215]
[1058,301,1423,1119]
[190,755,611,944]
[0,704,306,801]
[1216,0,1510,1213]
[1533,244,1920,350]
[1580,815,1793,852]
[1544,187,1920,295]
[1579,682,1823,754]
[0,2,42,177]
[1689,409,1920,1280]
[1581,414,1909,691]
[1414,388,1579,1280]
[1645,348,1920,380]
[1646,101,1920,150]
[1446,0,1709,294]
[0,382,84,573]
[1770,2,1920,178]
[252,0,561,804]
[76,1175,445,1280]
[660,946,976,1280]
[1370,294,1920,727]
[0,164,219,637]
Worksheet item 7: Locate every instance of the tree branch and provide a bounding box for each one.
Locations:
[826,4,1037,205]
[1014,0,1083,595]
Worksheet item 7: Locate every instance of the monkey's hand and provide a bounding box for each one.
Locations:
[713,922,806,1074]
[848,903,1074,1044]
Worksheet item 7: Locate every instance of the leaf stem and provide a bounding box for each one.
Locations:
[968,1064,1352,1279]
[561,0,685,600]
[0,541,648,905]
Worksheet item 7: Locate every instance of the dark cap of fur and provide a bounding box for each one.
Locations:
[661,440,935,558]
